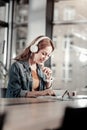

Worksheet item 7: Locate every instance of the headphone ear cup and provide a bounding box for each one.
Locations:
[30,36,50,53]
[30,45,38,53]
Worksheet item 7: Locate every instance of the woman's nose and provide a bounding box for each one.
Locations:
[42,55,48,60]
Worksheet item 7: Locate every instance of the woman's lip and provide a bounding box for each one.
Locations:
[40,59,44,63]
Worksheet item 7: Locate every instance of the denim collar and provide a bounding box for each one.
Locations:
[18,60,46,81]
[18,61,31,72]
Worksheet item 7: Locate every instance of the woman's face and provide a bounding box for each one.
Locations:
[33,46,52,65]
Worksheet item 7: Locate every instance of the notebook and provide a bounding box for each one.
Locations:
[38,89,87,101]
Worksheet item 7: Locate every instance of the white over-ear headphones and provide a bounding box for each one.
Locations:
[30,36,50,53]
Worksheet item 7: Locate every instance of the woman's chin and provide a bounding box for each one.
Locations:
[38,62,44,66]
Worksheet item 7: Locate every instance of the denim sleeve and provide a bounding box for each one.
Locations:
[6,62,23,98]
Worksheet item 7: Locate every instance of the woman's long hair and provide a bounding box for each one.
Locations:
[14,35,55,61]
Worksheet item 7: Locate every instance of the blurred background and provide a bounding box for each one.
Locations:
[0,0,87,92]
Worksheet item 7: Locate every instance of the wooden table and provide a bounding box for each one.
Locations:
[0,97,87,130]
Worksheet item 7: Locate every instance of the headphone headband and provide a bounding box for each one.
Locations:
[30,36,50,53]
[34,36,50,46]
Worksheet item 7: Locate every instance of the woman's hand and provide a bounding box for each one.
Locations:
[42,66,52,81]
[41,66,53,89]
[25,89,56,98]
[41,89,56,96]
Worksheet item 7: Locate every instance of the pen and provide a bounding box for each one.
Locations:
[62,90,68,99]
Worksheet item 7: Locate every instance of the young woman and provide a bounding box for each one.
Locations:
[6,35,55,98]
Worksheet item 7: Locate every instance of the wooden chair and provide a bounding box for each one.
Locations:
[0,88,7,98]
[45,106,87,130]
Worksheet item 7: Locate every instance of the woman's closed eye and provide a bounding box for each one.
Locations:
[42,52,50,58]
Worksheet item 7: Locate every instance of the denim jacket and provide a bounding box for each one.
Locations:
[6,61,47,98]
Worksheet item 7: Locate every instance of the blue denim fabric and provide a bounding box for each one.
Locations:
[6,61,47,98]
